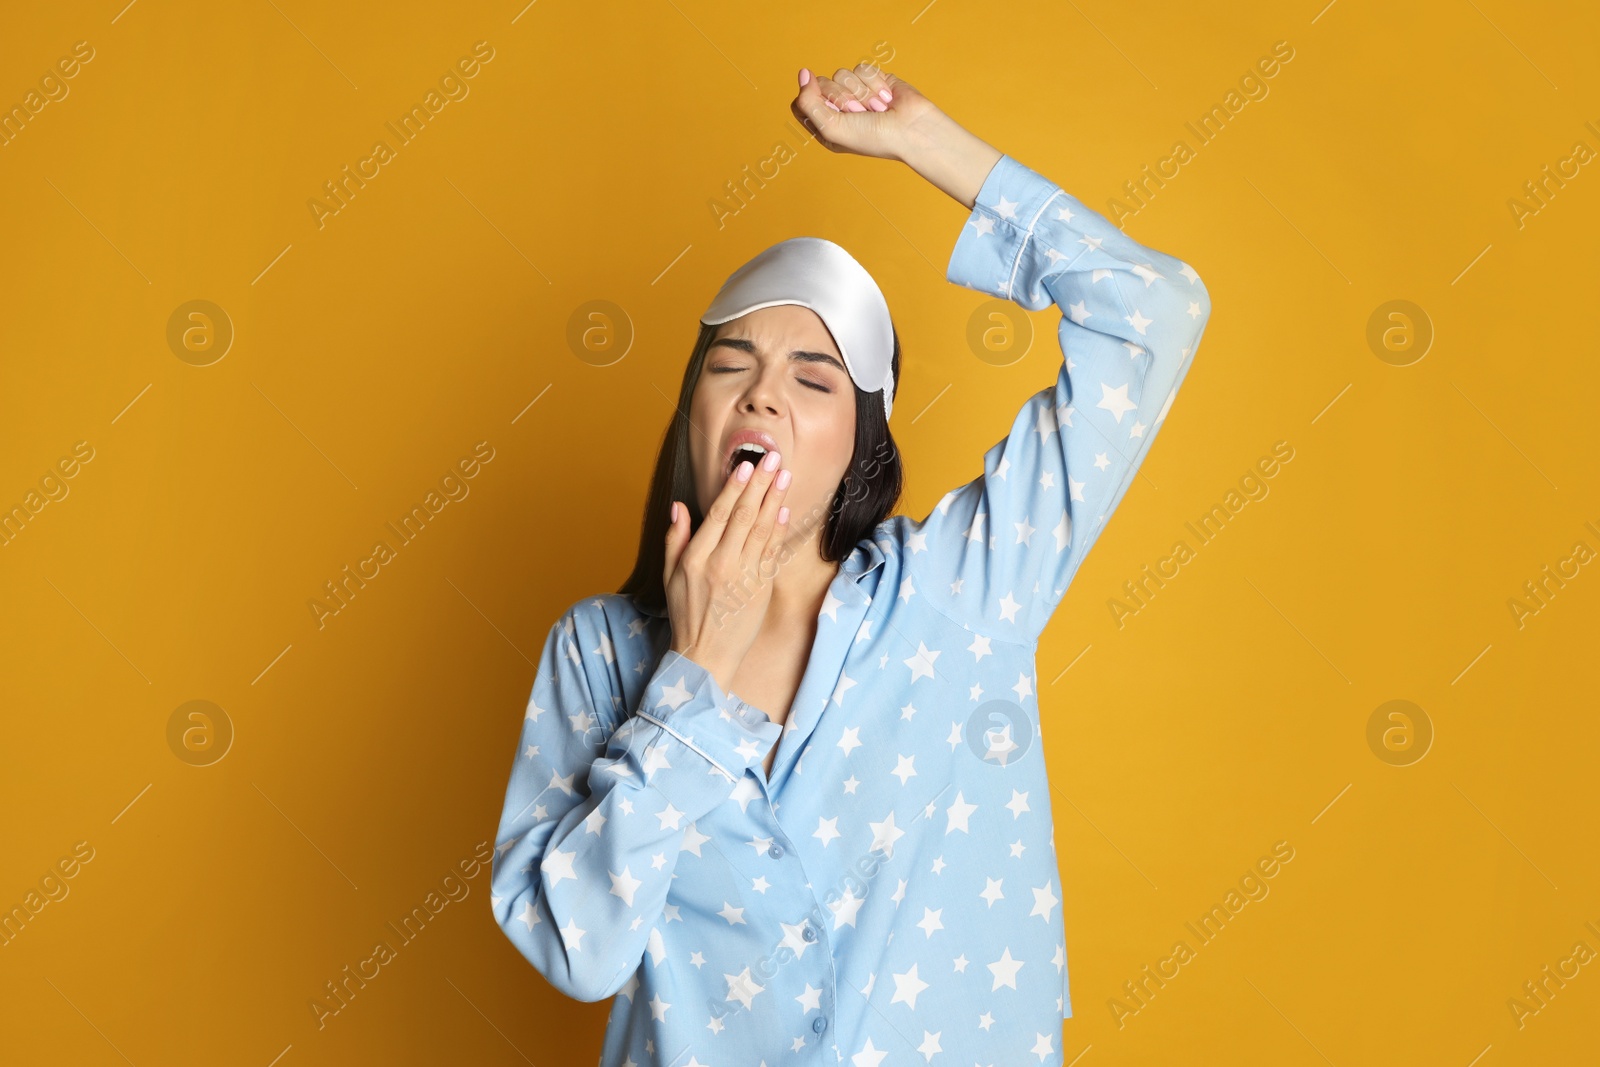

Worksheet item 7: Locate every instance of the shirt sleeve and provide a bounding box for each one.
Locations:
[904,152,1213,643]
[488,604,783,1002]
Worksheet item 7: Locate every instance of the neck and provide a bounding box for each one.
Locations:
[766,528,841,624]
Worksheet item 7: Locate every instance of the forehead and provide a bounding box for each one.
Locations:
[713,304,840,355]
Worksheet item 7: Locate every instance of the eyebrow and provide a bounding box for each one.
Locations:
[708,336,847,375]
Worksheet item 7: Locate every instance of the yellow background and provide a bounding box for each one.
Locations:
[2,1,1597,1064]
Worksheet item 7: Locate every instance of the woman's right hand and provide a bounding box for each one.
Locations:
[663,450,792,696]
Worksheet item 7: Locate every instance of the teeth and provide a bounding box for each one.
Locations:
[728,442,769,468]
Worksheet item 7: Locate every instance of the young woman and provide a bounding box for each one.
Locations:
[491,63,1211,1066]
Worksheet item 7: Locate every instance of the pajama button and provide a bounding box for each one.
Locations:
[812,1016,827,1033]
[801,923,817,942]
[768,843,784,858]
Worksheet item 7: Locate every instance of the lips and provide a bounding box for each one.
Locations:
[722,428,781,474]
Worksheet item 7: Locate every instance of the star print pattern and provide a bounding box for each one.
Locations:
[910,153,1211,645]
[489,152,1210,1067]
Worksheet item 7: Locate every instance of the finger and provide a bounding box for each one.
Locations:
[687,459,759,564]
[831,68,873,112]
[789,97,848,154]
[810,73,859,115]
[852,62,895,108]
[711,449,784,567]
[739,460,792,571]
[663,499,688,585]
[790,83,849,152]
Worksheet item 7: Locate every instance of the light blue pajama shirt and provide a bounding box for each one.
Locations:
[491,152,1212,1066]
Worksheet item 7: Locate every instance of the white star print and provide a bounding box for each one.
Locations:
[945,792,978,834]
[988,947,1024,990]
[723,965,765,1010]
[890,962,930,1009]
[655,675,693,710]
[997,592,1021,624]
[608,866,641,907]
[868,810,906,858]
[681,823,710,857]
[903,641,941,683]
[544,848,576,885]
[1031,881,1060,921]
[1097,381,1136,423]
[779,921,815,960]
[890,754,917,785]
[851,1037,888,1067]
[830,886,865,929]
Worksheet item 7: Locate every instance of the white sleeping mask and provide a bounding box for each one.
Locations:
[700,236,895,421]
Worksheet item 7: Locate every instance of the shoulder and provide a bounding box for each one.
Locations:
[556,592,657,641]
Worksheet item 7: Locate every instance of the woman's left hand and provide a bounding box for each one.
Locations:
[790,64,944,162]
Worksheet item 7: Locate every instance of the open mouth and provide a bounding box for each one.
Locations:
[727,443,770,475]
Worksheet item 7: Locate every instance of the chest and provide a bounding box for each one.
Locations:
[729,623,817,780]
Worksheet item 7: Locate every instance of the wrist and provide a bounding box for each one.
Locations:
[898,110,1003,211]
[671,644,736,696]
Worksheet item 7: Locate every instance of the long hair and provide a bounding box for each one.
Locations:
[616,319,904,615]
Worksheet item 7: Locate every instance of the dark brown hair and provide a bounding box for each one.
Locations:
[616,319,904,615]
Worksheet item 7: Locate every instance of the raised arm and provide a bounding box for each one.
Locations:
[793,65,1212,644]
[489,599,781,1002]
[905,149,1212,642]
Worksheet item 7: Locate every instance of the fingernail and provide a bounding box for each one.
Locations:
[824,98,841,112]
[762,449,780,471]
[670,501,677,522]
[776,469,791,490]
[843,98,866,112]
[878,88,892,102]
[866,97,887,112]
[778,506,790,524]
[799,68,810,87]
[736,460,753,482]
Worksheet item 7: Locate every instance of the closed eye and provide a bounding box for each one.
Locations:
[708,365,832,393]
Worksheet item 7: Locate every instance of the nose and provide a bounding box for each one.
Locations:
[738,362,785,414]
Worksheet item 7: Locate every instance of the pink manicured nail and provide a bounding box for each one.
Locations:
[736,460,753,482]
[843,98,867,112]
[669,501,677,522]
[776,469,791,489]
[799,68,810,87]
[778,506,790,524]
[762,449,780,471]
[878,88,892,102]
[866,96,886,112]
[824,98,841,112]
